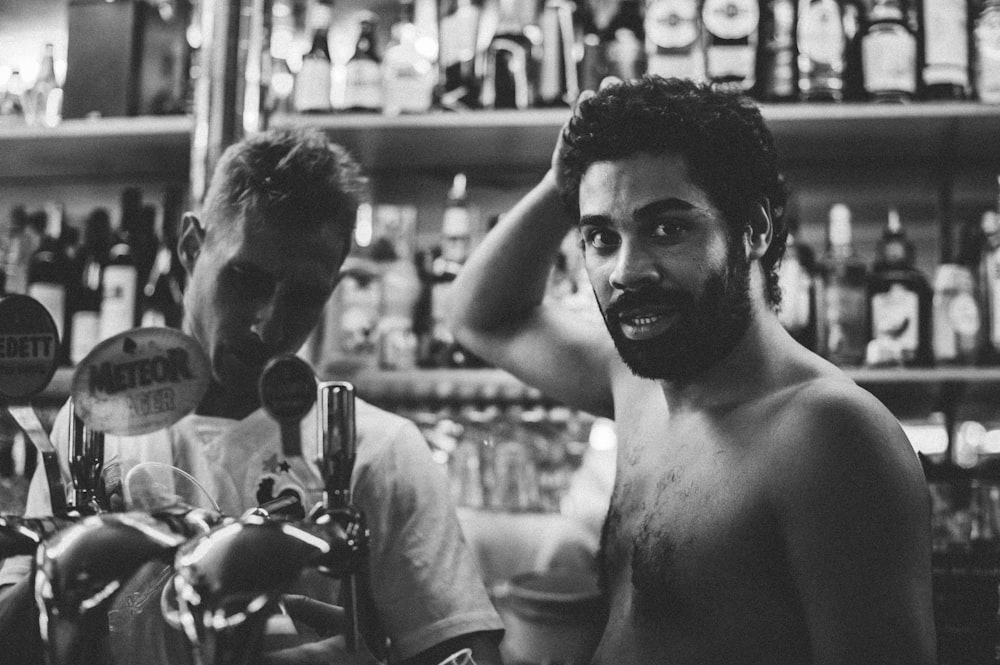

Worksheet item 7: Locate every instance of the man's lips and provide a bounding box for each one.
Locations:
[615,308,679,341]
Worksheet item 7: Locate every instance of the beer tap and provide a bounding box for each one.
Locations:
[66,400,106,514]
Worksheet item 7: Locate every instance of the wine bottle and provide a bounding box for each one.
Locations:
[100,191,141,340]
[702,0,761,93]
[294,0,334,113]
[27,203,71,364]
[71,208,112,365]
[343,12,384,112]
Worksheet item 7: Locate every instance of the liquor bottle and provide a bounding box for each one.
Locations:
[916,0,969,100]
[644,0,704,81]
[861,0,917,102]
[27,204,71,364]
[866,208,933,367]
[776,221,817,350]
[294,0,334,113]
[980,207,1000,362]
[975,0,1000,104]
[797,0,846,101]
[604,0,646,81]
[420,174,481,367]
[841,0,865,101]
[24,43,61,127]
[71,209,112,365]
[816,203,868,366]
[3,205,39,295]
[702,0,760,93]
[100,192,141,340]
[537,0,580,107]
[382,0,437,115]
[438,0,482,109]
[759,0,798,101]
[373,205,422,370]
[343,13,384,112]
[481,0,538,109]
[140,206,185,329]
[0,69,25,119]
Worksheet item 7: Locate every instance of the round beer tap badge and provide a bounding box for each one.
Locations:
[0,294,61,400]
[72,328,211,436]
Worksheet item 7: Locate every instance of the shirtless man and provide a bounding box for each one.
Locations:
[449,76,935,664]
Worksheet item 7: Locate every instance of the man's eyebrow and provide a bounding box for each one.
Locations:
[635,198,704,219]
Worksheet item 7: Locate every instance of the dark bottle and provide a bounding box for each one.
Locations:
[916,0,970,100]
[294,0,334,113]
[759,0,798,101]
[603,0,646,81]
[27,204,72,365]
[861,0,917,102]
[101,191,141,340]
[702,0,761,93]
[438,0,483,109]
[140,205,185,329]
[71,209,112,365]
[481,0,538,109]
[867,208,933,367]
[343,12,383,112]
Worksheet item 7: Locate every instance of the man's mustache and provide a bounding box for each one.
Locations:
[605,288,694,319]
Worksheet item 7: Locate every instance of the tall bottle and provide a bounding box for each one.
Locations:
[644,0,704,81]
[3,205,39,295]
[438,0,482,109]
[294,0,334,113]
[100,191,141,340]
[140,203,185,329]
[916,0,969,100]
[861,0,917,102]
[759,0,798,101]
[24,43,61,127]
[975,0,1000,104]
[603,0,646,82]
[71,209,111,365]
[866,208,933,367]
[701,0,760,93]
[537,0,580,107]
[373,205,422,370]
[816,203,868,366]
[343,13,384,112]
[382,0,437,115]
[27,204,71,364]
[797,0,847,101]
[980,205,1000,362]
[776,221,817,350]
[481,0,538,109]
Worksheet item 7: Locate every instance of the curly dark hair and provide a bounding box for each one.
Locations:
[558,76,788,307]
[203,127,368,248]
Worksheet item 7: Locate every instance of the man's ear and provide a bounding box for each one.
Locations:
[178,213,205,275]
[745,200,773,260]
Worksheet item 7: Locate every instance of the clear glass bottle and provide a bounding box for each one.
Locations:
[797,0,846,101]
[777,223,817,350]
[438,0,482,109]
[644,0,703,81]
[702,0,760,93]
[382,0,437,115]
[861,0,917,102]
[481,0,538,109]
[343,12,383,112]
[816,203,868,366]
[975,0,1000,104]
[294,0,334,113]
[917,0,969,100]
[24,43,61,127]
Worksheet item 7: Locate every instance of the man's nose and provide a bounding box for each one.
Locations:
[608,239,660,291]
[251,292,287,347]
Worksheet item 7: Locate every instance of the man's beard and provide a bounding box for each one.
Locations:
[599,241,753,382]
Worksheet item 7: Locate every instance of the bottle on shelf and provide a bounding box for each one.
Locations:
[915,0,970,100]
[140,203,185,330]
[603,0,646,82]
[23,42,61,127]
[71,208,112,365]
[294,0,334,113]
[372,205,422,370]
[776,219,817,351]
[481,0,538,109]
[980,206,1000,363]
[974,0,1000,104]
[701,0,760,93]
[758,0,798,102]
[796,0,847,102]
[342,12,384,112]
[437,0,483,110]
[860,0,917,103]
[644,0,704,82]
[100,190,142,341]
[382,0,437,115]
[816,203,868,366]
[866,208,933,367]
[3,205,40,295]
[0,69,25,119]
[537,0,580,107]
[27,203,71,365]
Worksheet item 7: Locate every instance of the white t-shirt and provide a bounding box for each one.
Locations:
[1,398,503,661]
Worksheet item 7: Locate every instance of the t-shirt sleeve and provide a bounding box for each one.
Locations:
[354,414,504,660]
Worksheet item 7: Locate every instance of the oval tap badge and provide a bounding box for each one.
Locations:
[72,328,211,436]
[259,354,317,423]
[0,294,61,401]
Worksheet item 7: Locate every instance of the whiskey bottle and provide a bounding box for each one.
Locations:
[343,13,383,112]
[294,0,334,113]
[759,0,798,101]
[861,0,917,102]
[916,0,970,100]
[644,0,704,81]
[702,0,761,93]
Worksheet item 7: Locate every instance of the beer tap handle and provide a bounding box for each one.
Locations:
[68,400,105,513]
[318,381,356,507]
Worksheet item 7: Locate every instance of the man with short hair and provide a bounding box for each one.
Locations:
[0,127,503,665]
[449,76,935,665]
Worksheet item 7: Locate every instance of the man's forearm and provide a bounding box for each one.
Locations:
[449,171,575,337]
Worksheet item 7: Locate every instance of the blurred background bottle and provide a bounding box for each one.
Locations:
[702,0,760,93]
[817,203,868,366]
[797,0,846,101]
[294,0,334,113]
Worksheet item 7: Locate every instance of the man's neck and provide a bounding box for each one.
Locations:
[196,382,260,420]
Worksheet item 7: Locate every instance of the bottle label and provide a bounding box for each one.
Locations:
[27,282,65,340]
[646,0,700,49]
[344,60,383,110]
[101,265,138,341]
[862,28,917,95]
[71,311,100,365]
[799,0,844,66]
[871,283,919,355]
[706,43,756,84]
[294,58,332,112]
[702,0,759,40]
[922,0,969,88]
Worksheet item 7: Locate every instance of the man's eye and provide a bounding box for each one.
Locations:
[652,222,686,239]
[288,289,330,310]
[229,266,275,299]
[585,229,620,250]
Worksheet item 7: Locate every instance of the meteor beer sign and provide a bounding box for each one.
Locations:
[72,328,211,436]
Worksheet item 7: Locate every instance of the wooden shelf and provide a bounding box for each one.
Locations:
[2,103,997,182]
